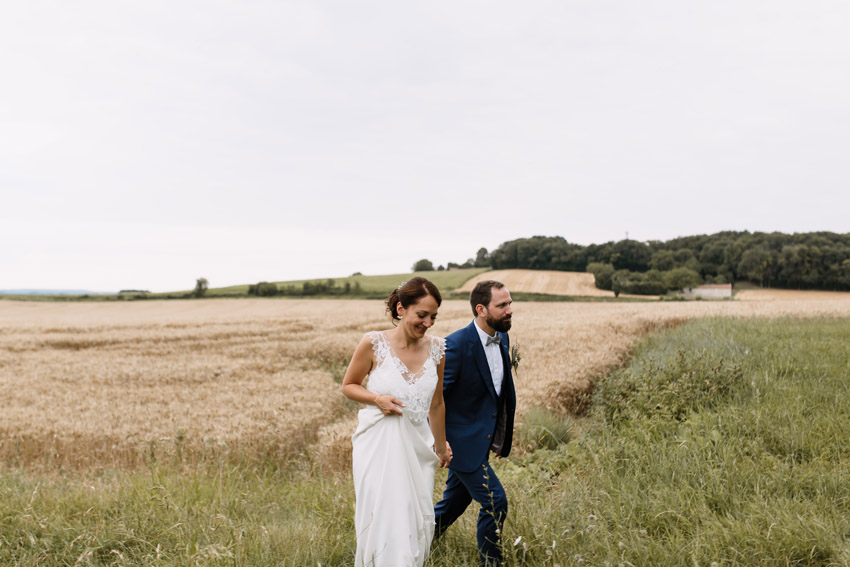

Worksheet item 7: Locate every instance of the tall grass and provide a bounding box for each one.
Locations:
[495,317,850,566]
[2,316,849,565]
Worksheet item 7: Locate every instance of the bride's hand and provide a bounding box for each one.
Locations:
[436,441,452,468]
[375,394,404,416]
[436,447,451,468]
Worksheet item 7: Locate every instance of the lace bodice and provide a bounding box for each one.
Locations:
[365,331,445,423]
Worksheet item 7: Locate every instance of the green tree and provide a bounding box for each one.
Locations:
[587,262,615,290]
[490,236,587,271]
[248,282,278,297]
[474,247,491,267]
[664,267,702,290]
[642,269,668,293]
[673,248,696,265]
[193,278,208,298]
[611,270,631,297]
[649,250,676,271]
[611,240,651,272]
[698,240,729,277]
[737,247,775,286]
[412,259,435,271]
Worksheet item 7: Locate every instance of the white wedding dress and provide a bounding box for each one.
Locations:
[352,331,445,567]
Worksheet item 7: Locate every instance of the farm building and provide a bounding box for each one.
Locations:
[681,283,733,299]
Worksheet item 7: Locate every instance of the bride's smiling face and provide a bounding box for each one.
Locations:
[397,294,439,337]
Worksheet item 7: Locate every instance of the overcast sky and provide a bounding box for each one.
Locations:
[2,1,848,292]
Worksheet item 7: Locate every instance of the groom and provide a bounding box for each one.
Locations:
[434,280,517,567]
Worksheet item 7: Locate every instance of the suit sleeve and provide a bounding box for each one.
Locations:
[442,333,462,393]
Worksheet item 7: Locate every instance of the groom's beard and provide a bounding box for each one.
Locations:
[487,313,512,333]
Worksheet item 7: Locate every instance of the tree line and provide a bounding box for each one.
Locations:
[248,279,363,297]
[411,247,492,272]
[415,232,850,294]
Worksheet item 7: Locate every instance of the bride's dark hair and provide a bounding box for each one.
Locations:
[387,277,442,322]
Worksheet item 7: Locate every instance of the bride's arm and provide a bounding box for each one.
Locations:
[342,335,404,416]
[430,356,451,467]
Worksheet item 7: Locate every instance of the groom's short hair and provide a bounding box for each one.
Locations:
[470,280,505,316]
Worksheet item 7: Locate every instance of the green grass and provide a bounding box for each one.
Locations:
[515,407,573,451]
[499,316,850,566]
[3,316,850,565]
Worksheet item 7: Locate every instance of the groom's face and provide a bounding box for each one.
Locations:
[482,286,513,333]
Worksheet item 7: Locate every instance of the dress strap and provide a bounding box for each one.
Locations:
[367,331,389,366]
[430,336,446,365]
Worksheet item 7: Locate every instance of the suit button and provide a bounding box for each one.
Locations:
[486,434,491,439]
[491,413,497,418]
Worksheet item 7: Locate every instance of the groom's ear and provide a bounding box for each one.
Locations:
[474,303,485,318]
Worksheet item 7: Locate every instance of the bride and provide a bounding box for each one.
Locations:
[342,277,452,567]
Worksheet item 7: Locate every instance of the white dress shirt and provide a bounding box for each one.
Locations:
[474,321,504,396]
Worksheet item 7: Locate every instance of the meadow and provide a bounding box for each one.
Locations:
[2,291,850,564]
[198,268,491,298]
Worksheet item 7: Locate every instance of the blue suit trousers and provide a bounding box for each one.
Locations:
[434,460,508,566]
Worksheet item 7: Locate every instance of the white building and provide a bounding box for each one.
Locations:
[681,283,733,299]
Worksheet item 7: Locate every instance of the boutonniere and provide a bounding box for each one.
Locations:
[510,343,521,376]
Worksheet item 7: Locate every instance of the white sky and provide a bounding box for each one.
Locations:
[2,1,848,292]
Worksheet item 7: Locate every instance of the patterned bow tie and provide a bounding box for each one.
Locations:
[486,335,500,346]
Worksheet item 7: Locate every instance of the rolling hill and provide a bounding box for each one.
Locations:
[456,269,616,297]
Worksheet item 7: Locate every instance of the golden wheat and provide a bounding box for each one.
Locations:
[2,291,850,470]
[457,269,615,297]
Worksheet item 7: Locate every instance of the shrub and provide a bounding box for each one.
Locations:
[517,407,572,451]
[248,282,279,297]
[412,259,435,271]
[192,278,208,298]
[611,270,668,295]
[596,349,744,426]
[587,262,615,290]
[663,267,702,290]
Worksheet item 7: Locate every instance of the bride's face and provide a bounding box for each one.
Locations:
[398,294,439,337]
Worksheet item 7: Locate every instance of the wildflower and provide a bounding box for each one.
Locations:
[510,343,522,375]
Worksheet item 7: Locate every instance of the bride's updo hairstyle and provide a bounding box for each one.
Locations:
[387,277,442,323]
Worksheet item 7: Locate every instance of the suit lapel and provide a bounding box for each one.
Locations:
[467,322,498,400]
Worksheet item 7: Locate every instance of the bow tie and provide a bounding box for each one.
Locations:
[486,335,501,346]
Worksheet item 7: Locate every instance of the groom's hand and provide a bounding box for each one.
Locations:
[375,394,404,416]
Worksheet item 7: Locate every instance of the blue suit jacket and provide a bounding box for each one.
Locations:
[443,321,517,473]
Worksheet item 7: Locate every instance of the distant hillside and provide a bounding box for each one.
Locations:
[487,231,850,292]
[0,270,491,302]
[201,268,491,298]
[0,289,113,295]
[457,269,616,297]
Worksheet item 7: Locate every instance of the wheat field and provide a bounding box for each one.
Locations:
[3,291,850,470]
[456,269,615,297]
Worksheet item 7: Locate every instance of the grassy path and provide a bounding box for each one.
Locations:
[2,317,849,565]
